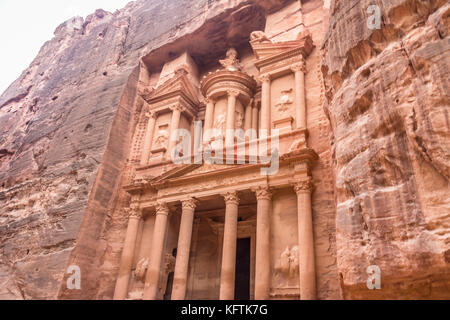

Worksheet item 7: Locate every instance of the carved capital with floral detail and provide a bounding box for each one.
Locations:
[292,177,314,194]
[170,104,185,113]
[205,96,216,105]
[291,60,307,73]
[182,198,199,211]
[155,202,170,216]
[144,110,157,120]
[258,74,271,83]
[253,185,272,201]
[222,191,240,206]
[126,207,142,220]
[227,89,240,98]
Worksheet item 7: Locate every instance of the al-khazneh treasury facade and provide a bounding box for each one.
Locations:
[110,3,336,301]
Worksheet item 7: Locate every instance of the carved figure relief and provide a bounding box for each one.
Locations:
[275,88,293,112]
[250,31,271,43]
[275,246,299,288]
[135,257,149,281]
[154,126,169,149]
[235,110,244,129]
[213,113,226,139]
[219,48,242,72]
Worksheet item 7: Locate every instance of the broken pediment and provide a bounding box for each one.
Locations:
[143,68,200,109]
[250,30,314,69]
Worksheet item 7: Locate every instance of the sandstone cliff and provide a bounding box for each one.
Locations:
[0,0,293,300]
[322,0,450,298]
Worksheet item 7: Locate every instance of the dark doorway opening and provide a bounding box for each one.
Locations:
[234,237,251,300]
[163,272,174,300]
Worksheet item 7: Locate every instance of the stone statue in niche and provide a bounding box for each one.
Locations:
[250,31,271,43]
[212,113,226,139]
[154,127,169,149]
[219,48,242,72]
[135,257,149,281]
[235,110,244,129]
[275,246,299,288]
[275,88,293,112]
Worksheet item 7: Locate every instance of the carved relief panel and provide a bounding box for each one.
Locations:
[270,74,295,132]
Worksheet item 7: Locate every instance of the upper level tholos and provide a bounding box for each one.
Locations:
[129,20,315,182]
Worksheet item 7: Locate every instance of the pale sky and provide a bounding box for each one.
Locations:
[0,0,132,95]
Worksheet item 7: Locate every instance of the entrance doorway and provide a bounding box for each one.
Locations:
[234,237,251,300]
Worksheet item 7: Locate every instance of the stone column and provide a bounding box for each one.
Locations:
[203,97,215,143]
[259,75,271,134]
[143,202,170,300]
[225,90,239,146]
[140,110,157,166]
[244,99,253,132]
[292,61,307,129]
[171,198,198,300]
[113,207,142,300]
[220,191,240,300]
[168,104,183,159]
[252,103,259,133]
[293,178,316,300]
[253,186,272,300]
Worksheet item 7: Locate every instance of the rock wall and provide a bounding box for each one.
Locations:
[322,0,450,298]
[0,0,294,300]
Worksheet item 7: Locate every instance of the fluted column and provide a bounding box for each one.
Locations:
[171,198,198,300]
[244,99,253,132]
[140,110,157,166]
[292,61,307,129]
[168,104,183,159]
[225,90,239,146]
[113,207,142,300]
[293,178,316,300]
[203,97,215,143]
[253,186,272,300]
[143,202,170,300]
[259,75,271,134]
[220,191,240,300]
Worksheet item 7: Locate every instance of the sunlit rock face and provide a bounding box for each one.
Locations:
[322,0,450,299]
[0,0,448,301]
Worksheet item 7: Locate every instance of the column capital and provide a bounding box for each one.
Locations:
[227,89,240,98]
[126,207,142,220]
[291,61,307,73]
[144,111,157,120]
[170,104,185,113]
[182,198,199,211]
[222,191,240,206]
[252,185,272,200]
[205,96,216,104]
[258,74,271,83]
[292,177,314,194]
[155,202,170,216]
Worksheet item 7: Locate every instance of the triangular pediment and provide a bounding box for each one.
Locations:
[146,69,200,106]
[251,40,304,60]
[251,33,314,64]
[151,161,251,185]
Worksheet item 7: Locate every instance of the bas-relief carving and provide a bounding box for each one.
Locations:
[135,257,149,281]
[275,88,293,113]
[250,31,271,43]
[275,246,299,288]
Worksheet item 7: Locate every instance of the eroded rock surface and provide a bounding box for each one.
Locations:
[322,0,450,298]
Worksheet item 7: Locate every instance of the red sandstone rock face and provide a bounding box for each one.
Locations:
[322,0,450,298]
[0,0,294,300]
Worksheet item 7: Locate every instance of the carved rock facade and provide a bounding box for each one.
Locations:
[0,0,448,300]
